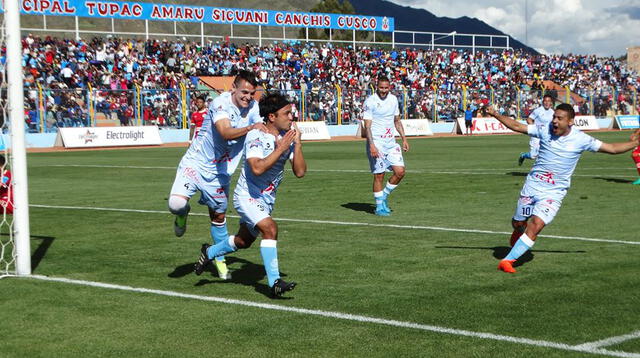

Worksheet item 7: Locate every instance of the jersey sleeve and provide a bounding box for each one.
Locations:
[248,102,263,125]
[209,98,231,124]
[581,133,603,152]
[527,124,540,138]
[393,96,400,116]
[362,97,373,120]
[245,130,265,159]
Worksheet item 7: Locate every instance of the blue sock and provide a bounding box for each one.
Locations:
[522,152,532,159]
[260,239,280,287]
[210,219,229,262]
[382,182,398,198]
[504,233,535,261]
[374,191,384,206]
[207,235,237,260]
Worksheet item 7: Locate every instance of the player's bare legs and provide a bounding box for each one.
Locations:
[499,216,545,273]
[254,217,296,297]
[209,208,230,279]
[168,194,190,237]
[510,219,528,247]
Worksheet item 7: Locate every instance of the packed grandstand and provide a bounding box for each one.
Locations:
[14,34,640,133]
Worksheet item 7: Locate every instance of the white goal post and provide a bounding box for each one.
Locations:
[1,0,31,277]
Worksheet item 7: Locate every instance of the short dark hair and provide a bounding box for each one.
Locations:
[555,103,575,119]
[543,93,555,101]
[377,76,390,83]
[233,70,258,88]
[0,155,5,167]
[259,92,291,120]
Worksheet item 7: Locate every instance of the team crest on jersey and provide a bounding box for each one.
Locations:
[212,152,232,163]
[249,138,262,149]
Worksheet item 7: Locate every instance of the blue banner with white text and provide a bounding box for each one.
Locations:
[0,0,394,32]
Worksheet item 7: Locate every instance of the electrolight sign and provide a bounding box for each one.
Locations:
[5,0,394,32]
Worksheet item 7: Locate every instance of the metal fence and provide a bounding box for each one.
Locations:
[23,85,639,133]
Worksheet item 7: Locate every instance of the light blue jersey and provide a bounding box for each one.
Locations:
[235,129,294,206]
[181,92,262,181]
[526,124,602,191]
[528,106,554,127]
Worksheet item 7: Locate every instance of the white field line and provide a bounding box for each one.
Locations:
[42,165,637,178]
[575,331,640,350]
[30,204,640,246]
[11,274,638,358]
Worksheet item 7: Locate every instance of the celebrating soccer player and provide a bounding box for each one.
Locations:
[194,92,306,298]
[519,94,555,166]
[168,70,265,280]
[485,104,640,273]
[632,145,640,185]
[363,76,409,216]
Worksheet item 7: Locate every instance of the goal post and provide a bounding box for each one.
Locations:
[2,0,31,276]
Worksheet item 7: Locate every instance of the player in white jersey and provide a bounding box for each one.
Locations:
[363,76,409,216]
[168,70,264,280]
[486,104,640,273]
[519,94,554,166]
[194,92,306,298]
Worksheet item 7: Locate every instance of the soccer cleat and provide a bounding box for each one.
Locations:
[214,259,231,280]
[270,279,297,298]
[174,214,187,237]
[498,259,517,273]
[518,153,526,166]
[375,205,390,216]
[194,244,211,276]
[381,197,392,213]
[632,178,640,185]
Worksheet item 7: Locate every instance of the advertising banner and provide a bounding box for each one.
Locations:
[58,126,162,148]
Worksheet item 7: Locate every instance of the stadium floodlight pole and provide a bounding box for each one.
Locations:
[5,0,32,276]
[431,31,456,51]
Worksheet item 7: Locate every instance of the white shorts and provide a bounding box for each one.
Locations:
[169,164,229,213]
[529,137,540,158]
[367,140,405,174]
[512,182,566,225]
[233,194,272,238]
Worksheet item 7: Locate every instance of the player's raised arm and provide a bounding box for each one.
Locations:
[394,114,409,152]
[290,123,306,178]
[246,130,296,176]
[215,119,262,140]
[485,106,528,134]
[598,129,640,154]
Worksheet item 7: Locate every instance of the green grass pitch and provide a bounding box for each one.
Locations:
[1,131,639,357]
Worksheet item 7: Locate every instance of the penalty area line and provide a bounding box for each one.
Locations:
[29,204,640,246]
[15,274,640,358]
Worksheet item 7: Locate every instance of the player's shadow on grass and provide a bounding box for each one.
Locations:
[593,176,633,184]
[1,233,55,272]
[435,245,586,267]
[507,171,528,177]
[170,257,292,299]
[341,203,376,214]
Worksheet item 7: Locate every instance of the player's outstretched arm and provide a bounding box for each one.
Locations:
[215,118,262,140]
[394,115,409,152]
[485,106,528,134]
[247,130,297,176]
[290,123,306,178]
[598,129,640,154]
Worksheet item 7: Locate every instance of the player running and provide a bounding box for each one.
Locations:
[168,70,264,280]
[486,104,640,273]
[518,94,555,166]
[363,76,409,216]
[194,92,306,298]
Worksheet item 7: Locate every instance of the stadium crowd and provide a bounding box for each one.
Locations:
[11,34,640,131]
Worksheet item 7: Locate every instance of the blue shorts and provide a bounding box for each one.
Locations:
[513,181,566,225]
[169,162,229,213]
[233,194,272,238]
[367,139,405,174]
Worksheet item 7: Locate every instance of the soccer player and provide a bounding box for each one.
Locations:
[464,105,474,136]
[363,76,409,216]
[189,95,207,142]
[632,145,640,185]
[518,94,554,166]
[168,70,264,280]
[0,155,13,215]
[485,104,640,273]
[194,93,306,298]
